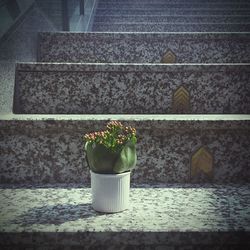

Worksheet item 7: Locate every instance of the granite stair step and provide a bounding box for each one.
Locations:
[0,184,249,249]
[92,23,250,32]
[13,63,250,114]
[100,0,250,4]
[97,3,250,10]
[38,32,250,64]
[93,0,250,32]
[97,1,250,11]
[94,8,250,16]
[93,15,250,24]
[0,114,249,184]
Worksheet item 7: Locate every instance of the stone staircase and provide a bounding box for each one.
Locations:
[92,0,250,31]
[13,63,250,114]
[1,0,250,249]
[38,32,250,63]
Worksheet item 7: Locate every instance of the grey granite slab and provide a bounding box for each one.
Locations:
[38,32,250,63]
[0,184,249,249]
[0,61,15,114]
[92,23,250,32]
[93,15,250,24]
[95,8,250,16]
[100,0,250,3]
[0,114,249,184]
[97,3,250,10]
[13,63,250,114]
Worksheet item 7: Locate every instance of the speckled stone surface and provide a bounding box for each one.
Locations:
[94,9,250,16]
[0,61,15,114]
[38,32,250,63]
[13,63,250,114]
[93,0,250,32]
[98,0,250,2]
[97,2,250,9]
[0,114,249,184]
[0,184,249,249]
[92,23,250,32]
[93,15,250,24]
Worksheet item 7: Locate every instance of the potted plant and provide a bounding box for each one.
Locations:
[84,121,137,213]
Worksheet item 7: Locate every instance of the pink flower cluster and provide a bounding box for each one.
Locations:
[84,121,137,148]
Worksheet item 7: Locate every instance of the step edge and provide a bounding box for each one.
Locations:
[1,113,250,121]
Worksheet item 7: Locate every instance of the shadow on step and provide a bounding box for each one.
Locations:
[11,203,104,225]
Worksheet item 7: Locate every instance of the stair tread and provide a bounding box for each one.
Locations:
[93,0,250,33]
[0,184,249,238]
[92,23,250,32]
[1,113,250,122]
[1,113,250,131]
[97,4,250,9]
[100,0,250,3]
[93,15,250,24]
[95,9,250,15]
[16,61,250,69]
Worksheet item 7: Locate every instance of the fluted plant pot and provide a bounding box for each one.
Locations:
[84,121,137,213]
[90,170,131,213]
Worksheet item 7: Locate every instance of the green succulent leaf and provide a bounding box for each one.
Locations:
[85,141,119,174]
[85,138,137,174]
[113,140,137,174]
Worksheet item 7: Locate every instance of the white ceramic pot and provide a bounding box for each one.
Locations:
[90,170,131,213]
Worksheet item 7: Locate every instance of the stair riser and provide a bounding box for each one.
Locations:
[1,119,249,184]
[93,15,250,23]
[92,23,250,32]
[38,33,250,63]
[0,232,249,250]
[14,63,250,114]
[95,9,250,15]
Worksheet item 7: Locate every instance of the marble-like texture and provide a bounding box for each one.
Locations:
[92,23,250,32]
[97,2,250,9]
[103,0,250,2]
[99,0,249,3]
[14,63,250,114]
[38,32,250,63]
[93,15,250,23]
[0,116,249,184]
[0,184,249,249]
[0,61,15,114]
[94,8,250,16]
[93,0,250,32]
